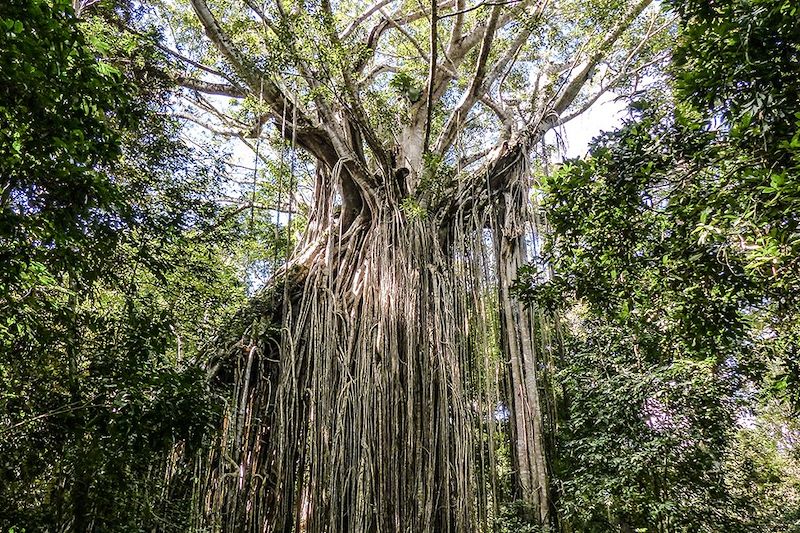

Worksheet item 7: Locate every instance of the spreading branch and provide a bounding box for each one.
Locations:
[177,77,247,97]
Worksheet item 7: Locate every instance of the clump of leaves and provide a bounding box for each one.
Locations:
[400,197,427,220]
[389,70,423,103]
[0,1,244,530]
[495,501,546,533]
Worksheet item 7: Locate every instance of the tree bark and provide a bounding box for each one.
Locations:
[193,145,556,531]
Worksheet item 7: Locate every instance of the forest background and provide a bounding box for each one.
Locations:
[1,0,799,531]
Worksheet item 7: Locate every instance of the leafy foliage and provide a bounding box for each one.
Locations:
[0,1,248,529]
[517,0,800,530]
[3,0,800,530]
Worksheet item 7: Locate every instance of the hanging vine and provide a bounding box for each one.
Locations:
[150,0,670,529]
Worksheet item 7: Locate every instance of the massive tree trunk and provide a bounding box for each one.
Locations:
[154,0,663,528]
[192,141,554,531]
[495,172,552,524]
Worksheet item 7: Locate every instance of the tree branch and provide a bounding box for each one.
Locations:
[556,52,668,127]
[177,77,247,97]
[433,5,501,154]
[188,0,308,128]
[377,7,429,60]
[175,112,242,137]
[186,0,344,168]
[551,0,654,115]
[342,0,396,39]
[423,0,439,153]
[354,0,457,73]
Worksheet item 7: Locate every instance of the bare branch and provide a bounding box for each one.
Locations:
[188,0,305,125]
[551,0,654,115]
[157,43,239,84]
[556,52,669,126]
[241,0,280,35]
[177,77,247,97]
[377,7,429,60]
[355,0,457,72]
[342,0,396,39]
[430,0,535,113]
[359,63,399,83]
[484,0,551,88]
[175,112,243,137]
[185,0,345,168]
[189,0,262,89]
[433,5,501,154]
[458,145,493,168]
[423,0,439,153]
[479,95,514,137]
[186,93,250,129]
[438,0,522,20]
[553,12,672,127]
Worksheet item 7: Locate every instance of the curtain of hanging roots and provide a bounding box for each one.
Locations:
[189,154,556,532]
